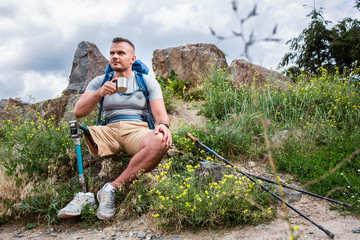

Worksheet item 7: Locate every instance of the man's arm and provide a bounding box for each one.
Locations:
[150,99,169,126]
[73,81,117,118]
[150,98,172,147]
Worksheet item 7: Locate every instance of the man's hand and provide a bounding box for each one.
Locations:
[100,80,117,97]
[154,124,172,147]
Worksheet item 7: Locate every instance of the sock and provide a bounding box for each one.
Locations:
[105,183,116,192]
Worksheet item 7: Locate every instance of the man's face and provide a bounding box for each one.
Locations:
[109,42,136,72]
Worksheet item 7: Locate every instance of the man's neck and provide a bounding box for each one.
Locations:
[114,70,133,79]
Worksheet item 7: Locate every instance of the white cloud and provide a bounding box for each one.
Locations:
[21,71,68,102]
[0,0,358,101]
[143,1,231,34]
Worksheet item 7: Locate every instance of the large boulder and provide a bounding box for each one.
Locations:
[62,41,109,96]
[229,59,293,89]
[152,43,228,84]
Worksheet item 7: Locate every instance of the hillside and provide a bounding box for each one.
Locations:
[0,101,359,240]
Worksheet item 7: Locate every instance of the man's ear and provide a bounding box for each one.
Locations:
[131,55,136,64]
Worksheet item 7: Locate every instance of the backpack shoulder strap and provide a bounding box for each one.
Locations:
[135,71,149,98]
[135,72,155,130]
[97,72,114,125]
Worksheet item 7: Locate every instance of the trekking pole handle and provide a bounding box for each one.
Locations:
[186,132,199,143]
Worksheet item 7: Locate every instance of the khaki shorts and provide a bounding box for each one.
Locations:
[84,121,152,157]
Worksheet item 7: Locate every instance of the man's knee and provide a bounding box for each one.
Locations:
[141,132,169,153]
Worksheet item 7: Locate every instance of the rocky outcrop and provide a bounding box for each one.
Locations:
[1,42,292,125]
[0,95,79,124]
[152,43,228,84]
[229,59,292,89]
[62,41,109,96]
[0,98,31,122]
[0,41,106,123]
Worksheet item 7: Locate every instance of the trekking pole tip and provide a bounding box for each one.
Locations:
[186,132,198,142]
[321,227,335,239]
[343,203,352,208]
[328,232,335,239]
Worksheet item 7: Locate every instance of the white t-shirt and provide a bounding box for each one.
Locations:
[85,72,163,124]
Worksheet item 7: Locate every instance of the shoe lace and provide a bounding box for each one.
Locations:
[66,193,86,209]
[101,190,115,208]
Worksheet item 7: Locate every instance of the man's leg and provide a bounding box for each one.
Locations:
[96,131,169,220]
[112,131,169,187]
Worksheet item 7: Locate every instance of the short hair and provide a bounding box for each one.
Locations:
[112,37,135,51]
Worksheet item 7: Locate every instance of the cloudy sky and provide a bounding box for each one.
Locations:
[0,0,358,102]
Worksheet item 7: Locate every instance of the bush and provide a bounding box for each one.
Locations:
[125,159,275,229]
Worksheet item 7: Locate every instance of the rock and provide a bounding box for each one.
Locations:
[282,188,302,203]
[137,231,147,238]
[196,161,226,182]
[32,95,72,123]
[152,43,228,84]
[63,41,109,96]
[169,237,181,240]
[248,161,256,168]
[271,130,290,145]
[229,59,293,89]
[0,98,31,122]
[0,93,77,124]
[353,228,360,233]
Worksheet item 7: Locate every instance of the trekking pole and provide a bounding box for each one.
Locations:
[69,120,88,193]
[199,159,352,208]
[186,133,335,239]
[248,173,352,208]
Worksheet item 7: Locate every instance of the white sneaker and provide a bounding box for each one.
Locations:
[96,183,116,220]
[58,192,96,218]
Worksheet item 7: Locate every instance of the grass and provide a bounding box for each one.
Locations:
[189,66,360,212]
[0,66,359,234]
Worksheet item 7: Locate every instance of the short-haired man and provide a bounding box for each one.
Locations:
[58,37,171,220]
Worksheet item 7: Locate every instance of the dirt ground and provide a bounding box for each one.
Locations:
[1,101,359,240]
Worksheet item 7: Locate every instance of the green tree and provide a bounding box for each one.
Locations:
[279,8,332,76]
[280,2,360,78]
[329,18,360,74]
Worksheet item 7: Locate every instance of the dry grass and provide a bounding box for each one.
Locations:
[0,165,35,217]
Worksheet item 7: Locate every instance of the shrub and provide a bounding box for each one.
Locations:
[125,159,276,230]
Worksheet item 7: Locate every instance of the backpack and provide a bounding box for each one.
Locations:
[96,60,155,129]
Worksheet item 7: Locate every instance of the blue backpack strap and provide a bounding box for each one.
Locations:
[135,72,155,130]
[97,72,113,125]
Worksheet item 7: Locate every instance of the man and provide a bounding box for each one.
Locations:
[58,37,172,220]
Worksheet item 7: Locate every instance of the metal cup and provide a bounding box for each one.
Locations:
[113,77,127,93]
